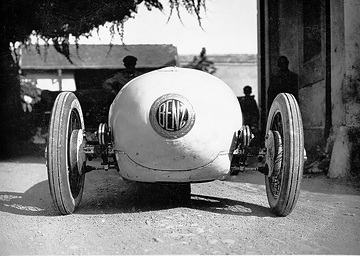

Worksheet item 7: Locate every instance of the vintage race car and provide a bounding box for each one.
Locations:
[46,67,305,217]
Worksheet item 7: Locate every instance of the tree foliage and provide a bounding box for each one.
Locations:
[0,0,206,156]
[1,0,206,50]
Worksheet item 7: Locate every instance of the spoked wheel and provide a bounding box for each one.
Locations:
[47,92,86,215]
[265,93,304,216]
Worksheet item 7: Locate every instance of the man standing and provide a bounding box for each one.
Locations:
[268,55,299,109]
[238,85,260,147]
[238,85,260,131]
[102,55,142,95]
[231,85,260,173]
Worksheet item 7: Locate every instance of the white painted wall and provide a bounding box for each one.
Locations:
[27,73,76,91]
[213,63,258,100]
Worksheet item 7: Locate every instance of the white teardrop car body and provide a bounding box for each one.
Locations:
[47,65,305,217]
[109,67,242,183]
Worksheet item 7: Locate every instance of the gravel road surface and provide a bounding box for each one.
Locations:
[1,156,359,255]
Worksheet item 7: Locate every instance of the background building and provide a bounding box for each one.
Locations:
[18,44,178,92]
[179,54,258,98]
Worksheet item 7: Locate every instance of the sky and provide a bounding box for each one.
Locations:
[77,0,258,55]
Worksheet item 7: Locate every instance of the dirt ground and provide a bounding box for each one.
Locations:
[0,153,359,255]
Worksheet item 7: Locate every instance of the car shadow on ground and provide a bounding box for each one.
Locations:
[187,194,274,217]
[0,178,275,218]
[0,181,58,216]
[1,162,359,218]
[83,181,275,217]
[1,152,358,218]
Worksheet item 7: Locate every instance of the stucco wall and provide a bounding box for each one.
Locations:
[275,0,327,156]
[331,0,347,131]
[300,81,326,150]
[328,0,360,177]
[261,0,359,174]
[331,0,360,131]
[278,0,300,75]
[26,72,76,91]
[344,0,360,127]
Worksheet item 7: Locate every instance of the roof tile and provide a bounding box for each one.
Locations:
[19,44,178,69]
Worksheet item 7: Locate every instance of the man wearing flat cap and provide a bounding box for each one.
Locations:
[102,55,142,95]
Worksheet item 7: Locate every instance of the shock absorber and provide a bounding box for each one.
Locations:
[97,123,112,170]
[231,125,254,174]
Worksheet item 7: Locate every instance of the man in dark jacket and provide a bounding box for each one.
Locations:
[268,55,299,109]
[238,85,260,132]
[102,55,142,95]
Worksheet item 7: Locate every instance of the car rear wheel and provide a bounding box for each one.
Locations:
[265,93,304,216]
[47,92,86,215]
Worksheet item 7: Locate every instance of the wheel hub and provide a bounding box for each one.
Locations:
[69,129,86,175]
